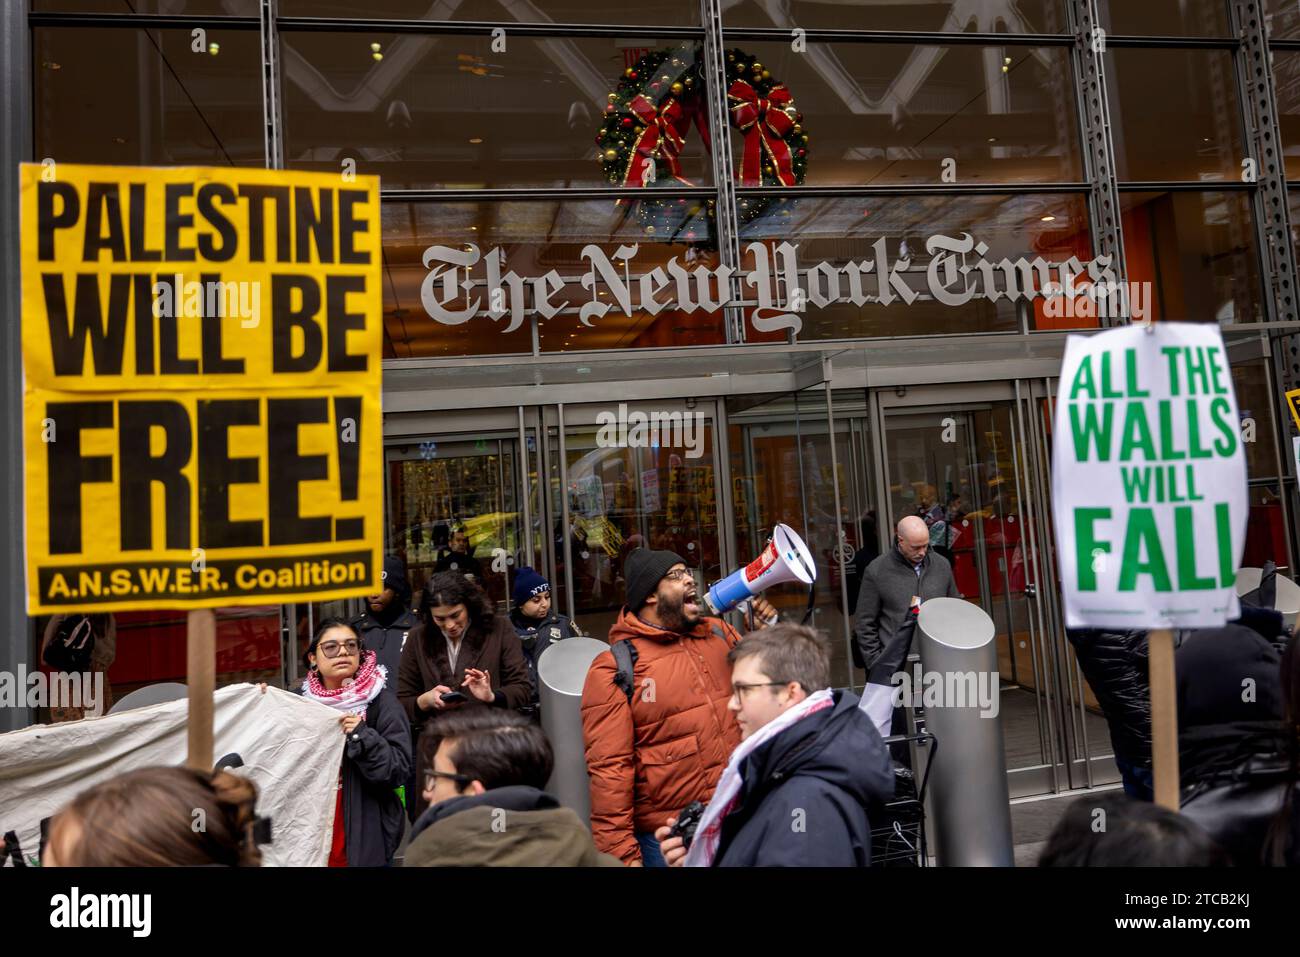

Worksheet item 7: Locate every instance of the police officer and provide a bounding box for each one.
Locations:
[352,555,418,680]
[509,568,582,718]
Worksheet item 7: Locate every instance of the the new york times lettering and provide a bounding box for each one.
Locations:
[23,167,382,610]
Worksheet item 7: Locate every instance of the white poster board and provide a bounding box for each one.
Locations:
[1051,323,1248,629]
[0,685,343,866]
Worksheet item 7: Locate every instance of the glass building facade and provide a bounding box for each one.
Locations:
[4,0,1300,799]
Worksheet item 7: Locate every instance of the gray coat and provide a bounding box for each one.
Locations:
[852,546,959,671]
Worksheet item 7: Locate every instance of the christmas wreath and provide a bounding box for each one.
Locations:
[596,44,809,242]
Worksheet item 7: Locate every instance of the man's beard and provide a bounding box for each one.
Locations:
[656,589,701,632]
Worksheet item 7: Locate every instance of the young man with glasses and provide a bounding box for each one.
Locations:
[654,624,894,867]
[581,548,778,866]
[404,710,619,866]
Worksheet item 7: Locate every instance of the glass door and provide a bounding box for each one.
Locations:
[874,385,1087,797]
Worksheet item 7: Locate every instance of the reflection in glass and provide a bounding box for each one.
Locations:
[722,0,1067,33]
[33,28,266,167]
[738,193,1093,340]
[386,438,533,612]
[725,43,1082,186]
[1120,191,1264,324]
[1106,48,1245,182]
[380,198,723,358]
[1271,52,1300,180]
[282,34,713,190]
[1098,0,1231,36]
[550,412,720,643]
[279,0,699,23]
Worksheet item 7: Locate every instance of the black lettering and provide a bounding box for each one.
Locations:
[267,398,331,546]
[42,272,130,375]
[197,399,263,549]
[129,183,163,261]
[46,401,114,555]
[133,274,155,375]
[326,275,367,372]
[199,273,245,374]
[337,189,370,264]
[118,400,192,550]
[157,276,200,375]
[164,183,196,262]
[271,274,323,372]
[37,181,80,261]
[196,183,238,261]
[294,186,334,264]
[81,183,126,262]
[238,185,291,262]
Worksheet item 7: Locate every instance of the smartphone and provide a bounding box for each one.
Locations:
[440,690,467,705]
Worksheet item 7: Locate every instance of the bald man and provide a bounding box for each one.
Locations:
[852,515,960,672]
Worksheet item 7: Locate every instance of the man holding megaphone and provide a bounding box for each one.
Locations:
[581,547,780,866]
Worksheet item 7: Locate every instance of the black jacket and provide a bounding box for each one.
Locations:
[352,606,418,682]
[852,546,958,671]
[1066,629,1151,766]
[711,690,894,867]
[339,687,412,867]
[1176,621,1296,866]
[510,609,581,709]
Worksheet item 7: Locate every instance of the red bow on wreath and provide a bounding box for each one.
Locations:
[624,93,712,187]
[727,80,798,187]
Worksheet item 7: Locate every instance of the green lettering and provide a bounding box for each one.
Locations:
[1075,507,1111,591]
[1161,346,1183,397]
[1157,401,1186,461]
[1120,467,1153,503]
[1101,351,1123,398]
[1118,402,1157,461]
[1118,508,1172,592]
[1069,354,1098,399]
[1175,506,1215,590]
[1069,402,1115,463]
[1125,348,1149,398]
[1185,399,1212,459]
[1216,501,1235,586]
[1209,396,1237,456]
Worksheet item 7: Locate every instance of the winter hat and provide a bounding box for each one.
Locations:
[624,548,688,612]
[513,567,551,608]
[382,555,412,606]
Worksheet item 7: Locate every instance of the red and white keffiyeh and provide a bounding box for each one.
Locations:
[682,687,836,867]
[301,650,387,717]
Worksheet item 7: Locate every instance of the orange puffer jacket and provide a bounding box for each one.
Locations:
[580,608,743,865]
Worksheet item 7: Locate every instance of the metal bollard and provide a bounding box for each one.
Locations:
[915,597,1013,866]
[538,636,609,829]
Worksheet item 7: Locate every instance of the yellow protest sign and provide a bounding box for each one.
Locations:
[1286,387,1300,433]
[21,163,383,613]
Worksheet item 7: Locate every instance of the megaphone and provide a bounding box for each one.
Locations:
[704,523,817,615]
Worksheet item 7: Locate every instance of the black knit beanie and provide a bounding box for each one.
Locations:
[624,548,688,612]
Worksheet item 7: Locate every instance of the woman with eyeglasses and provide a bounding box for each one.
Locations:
[301,617,411,867]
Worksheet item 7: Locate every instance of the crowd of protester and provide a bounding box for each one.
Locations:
[19,529,1300,868]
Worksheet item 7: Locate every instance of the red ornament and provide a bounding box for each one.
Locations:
[604,104,615,114]
[629,71,638,80]
[621,117,633,128]
[651,82,661,92]
[798,148,806,156]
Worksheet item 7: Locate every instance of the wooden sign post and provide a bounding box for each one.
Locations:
[186,609,216,772]
[1147,628,1180,810]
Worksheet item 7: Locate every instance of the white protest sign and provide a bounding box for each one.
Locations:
[0,684,343,866]
[1051,323,1248,629]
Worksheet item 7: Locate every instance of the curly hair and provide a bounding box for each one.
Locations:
[47,765,263,867]
[422,571,496,636]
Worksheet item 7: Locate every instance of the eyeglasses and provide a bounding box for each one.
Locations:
[663,568,694,583]
[731,681,788,699]
[425,769,472,790]
[317,639,360,658]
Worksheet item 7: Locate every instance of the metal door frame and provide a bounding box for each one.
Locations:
[868,380,1082,798]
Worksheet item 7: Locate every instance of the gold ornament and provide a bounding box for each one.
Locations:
[604,149,618,161]
[792,124,802,134]
[670,82,684,96]
[752,62,763,73]
[761,70,771,80]
[645,225,657,234]
[684,76,694,87]
[624,68,634,78]
[801,134,809,143]
[607,92,617,101]
[727,53,736,61]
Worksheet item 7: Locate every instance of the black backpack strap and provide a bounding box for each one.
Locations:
[611,639,639,704]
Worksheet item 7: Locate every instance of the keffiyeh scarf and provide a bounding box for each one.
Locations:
[683,687,835,867]
[301,650,387,716]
